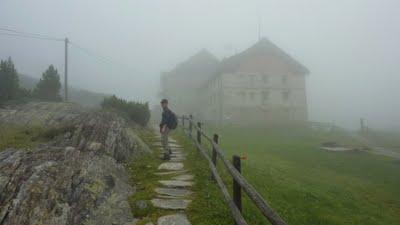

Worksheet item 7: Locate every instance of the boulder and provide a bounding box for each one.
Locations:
[0,102,150,225]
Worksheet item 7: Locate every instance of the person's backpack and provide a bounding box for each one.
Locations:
[169,112,178,129]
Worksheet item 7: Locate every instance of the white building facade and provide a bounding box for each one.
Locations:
[201,38,309,124]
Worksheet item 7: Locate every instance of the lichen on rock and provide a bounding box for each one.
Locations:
[0,102,150,225]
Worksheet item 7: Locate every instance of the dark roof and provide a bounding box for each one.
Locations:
[164,49,219,78]
[217,37,309,75]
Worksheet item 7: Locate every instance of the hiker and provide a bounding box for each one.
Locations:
[159,99,177,160]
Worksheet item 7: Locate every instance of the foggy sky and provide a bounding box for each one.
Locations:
[1,0,399,129]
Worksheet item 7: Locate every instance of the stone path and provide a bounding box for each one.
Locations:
[149,131,194,225]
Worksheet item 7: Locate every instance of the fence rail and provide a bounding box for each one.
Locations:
[179,115,287,225]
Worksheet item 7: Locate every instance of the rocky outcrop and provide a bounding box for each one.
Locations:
[0,102,150,225]
[0,102,85,127]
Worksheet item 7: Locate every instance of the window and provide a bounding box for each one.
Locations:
[249,92,255,101]
[239,91,246,103]
[262,91,269,105]
[262,74,269,83]
[249,75,256,87]
[282,91,290,101]
[282,75,288,84]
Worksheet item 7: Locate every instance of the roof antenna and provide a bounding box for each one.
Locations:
[258,16,261,41]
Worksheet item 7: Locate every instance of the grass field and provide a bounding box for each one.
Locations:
[0,126,70,151]
[2,123,399,225]
[363,130,400,153]
[183,125,400,225]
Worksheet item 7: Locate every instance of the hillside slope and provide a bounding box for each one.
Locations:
[19,74,109,107]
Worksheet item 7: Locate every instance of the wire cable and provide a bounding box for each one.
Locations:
[0,32,63,42]
[69,41,138,72]
[0,27,64,41]
[0,27,138,73]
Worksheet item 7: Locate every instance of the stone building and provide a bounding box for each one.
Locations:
[160,38,309,125]
[159,49,219,117]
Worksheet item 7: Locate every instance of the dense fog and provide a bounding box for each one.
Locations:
[1,0,399,129]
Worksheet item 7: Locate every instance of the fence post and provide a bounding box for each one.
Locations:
[233,155,242,214]
[211,134,219,180]
[182,115,185,128]
[360,118,365,133]
[189,115,193,137]
[197,122,201,144]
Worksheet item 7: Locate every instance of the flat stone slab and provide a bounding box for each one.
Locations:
[321,146,353,151]
[169,143,182,148]
[158,156,186,162]
[151,199,191,210]
[170,152,185,156]
[169,158,185,162]
[152,140,179,143]
[172,156,186,159]
[153,143,182,148]
[158,147,184,151]
[152,140,177,145]
[159,180,193,188]
[155,188,193,197]
[157,214,191,225]
[154,170,187,176]
[172,174,194,181]
[157,195,181,199]
[158,162,184,171]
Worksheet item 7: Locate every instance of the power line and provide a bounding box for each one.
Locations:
[0,27,139,73]
[69,42,117,65]
[0,27,63,41]
[0,32,63,42]
[0,26,142,101]
[69,41,138,72]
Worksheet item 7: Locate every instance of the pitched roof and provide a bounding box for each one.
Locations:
[165,49,219,78]
[218,38,309,75]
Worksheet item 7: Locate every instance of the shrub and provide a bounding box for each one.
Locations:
[101,95,150,126]
[0,57,19,104]
[33,65,62,101]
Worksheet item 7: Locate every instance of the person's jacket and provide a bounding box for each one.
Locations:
[160,108,174,129]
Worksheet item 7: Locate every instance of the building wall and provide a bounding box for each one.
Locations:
[160,73,210,118]
[203,59,308,124]
[162,49,309,124]
[202,76,223,123]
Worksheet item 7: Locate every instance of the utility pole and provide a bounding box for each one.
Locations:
[360,118,365,133]
[258,16,261,41]
[64,38,69,102]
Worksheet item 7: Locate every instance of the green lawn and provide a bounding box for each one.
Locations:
[0,126,71,151]
[177,125,400,225]
[363,130,400,152]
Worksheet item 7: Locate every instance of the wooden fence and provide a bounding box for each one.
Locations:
[180,115,287,225]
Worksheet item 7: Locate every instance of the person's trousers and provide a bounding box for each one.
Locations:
[161,128,170,155]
